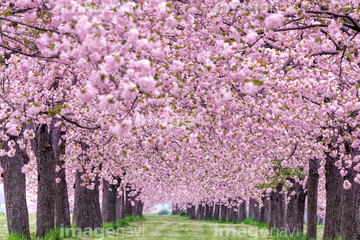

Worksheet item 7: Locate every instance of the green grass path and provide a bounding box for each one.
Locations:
[98,215,272,239]
[97,215,324,240]
[0,214,324,239]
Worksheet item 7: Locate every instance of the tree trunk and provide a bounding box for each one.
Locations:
[172,204,177,215]
[138,200,144,217]
[35,124,55,238]
[186,204,195,219]
[270,191,276,229]
[220,203,227,222]
[172,204,176,215]
[116,186,125,220]
[227,205,233,222]
[270,185,286,230]
[307,159,320,239]
[287,178,306,236]
[1,137,30,239]
[175,204,179,215]
[73,169,102,229]
[205,203,213,220]
[198,203,205,220]
[196,204,200,219]
[287,178,297,234]
[239,199,247,222]
[213,202,220,221]
[102,178,120,224]
[260,195,270,224]
[341,151,360,239]
[249,198,255,219]
[232,203,238,223]
[131,192,138,217]
[253,200,260,222]
[264,197,270,224]
[249,198,260,221]
[125,185,133,216]
[324,154,343,239]
[131,191,142,217]
[276,185,286,230]
[190,205,196,219]
[296,182,306,234]
[52,120,71,229]
[318,215,324,225]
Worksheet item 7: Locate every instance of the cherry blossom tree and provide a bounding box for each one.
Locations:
[1,0,360,240]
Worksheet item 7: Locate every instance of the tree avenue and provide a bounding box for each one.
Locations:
[0,0,359,239]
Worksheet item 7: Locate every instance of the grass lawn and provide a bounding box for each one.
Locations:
[0,213,324,239]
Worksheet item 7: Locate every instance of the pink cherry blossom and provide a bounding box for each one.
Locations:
[139,77,156,93]
[344,180,352,190]
[76,84,98,103]
[265,13,284,28]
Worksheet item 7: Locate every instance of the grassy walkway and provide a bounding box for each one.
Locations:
[75,215,273,240]
[0,214,324,239]
[65,215,323,240]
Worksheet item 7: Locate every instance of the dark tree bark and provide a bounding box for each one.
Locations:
[196,204,200,219]
[227,205,233,222]
[296,182,306,233]
[276,186,286,230]
[318,215,324,225]
[172,204,177,215]
[52,120,71,229]
[116,186,125,220]
[190,205,196,219]
[341,146,360,239]
[249,198,255,219]
[213,202,220,221]
[73,168,102,229]
[1,136,30,239]
[232,203,238,223]
[270,191,276,230]
[177,204,182,214]
[270,185,286,230]
[288,179,306,236]
[34,124,55,238]
[253,200,260,222]
[172,204,176,215]
[324,154,343,239]
[102,177,120,224]
[131,192,138,216]
[307,158,320,240]
[125,185,133,216]
[287,178,297,234]
[198,203,205,220]
[175,204,181,214]
[220,203,227,222]
[131,190,143,217]
[260,195,270,224]
[186,204,195,219]
[239,199,247,222]
[249,198,260,221]
[205,203,213,220]
[137,200,144,217]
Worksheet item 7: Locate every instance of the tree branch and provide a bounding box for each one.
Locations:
[274,24,328,32]
[0,16,60,34]
[61,115,100,130]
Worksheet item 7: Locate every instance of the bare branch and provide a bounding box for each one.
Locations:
[0,16,60,33]
[306,10,360,32]
[274,24,328,32]
[61,115,101,130]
